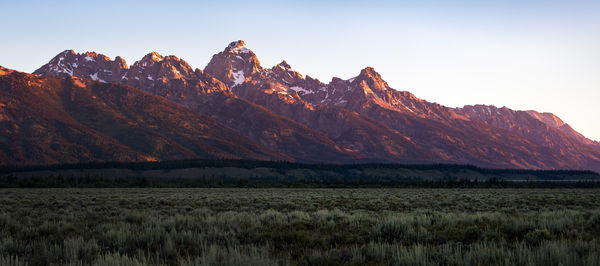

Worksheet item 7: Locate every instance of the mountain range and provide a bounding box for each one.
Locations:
[1,40,598,171]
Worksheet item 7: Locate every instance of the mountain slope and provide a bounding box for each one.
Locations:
[34,50,356,162]
[0,66,289,165]
[31,41,600,171]
[455,105,600,170]
[204,41,600,171]
[204,41,444,163]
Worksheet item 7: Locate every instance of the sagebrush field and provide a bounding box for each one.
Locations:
[1,188,600,265]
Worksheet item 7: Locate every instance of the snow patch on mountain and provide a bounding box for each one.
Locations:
[232,70,245,87]
[232,46,250,54]
[334,99,348,106]
[49,57,74,76]
[290,86,313,95]
[89,72,106,83]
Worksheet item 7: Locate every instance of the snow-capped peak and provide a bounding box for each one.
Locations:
[227,40,251,54]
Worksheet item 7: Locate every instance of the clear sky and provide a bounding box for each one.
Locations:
[2,0,599,141]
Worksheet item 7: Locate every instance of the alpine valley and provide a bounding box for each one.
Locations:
[1,40,598,171]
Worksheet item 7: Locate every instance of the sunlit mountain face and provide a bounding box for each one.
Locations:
[1,40,596,170]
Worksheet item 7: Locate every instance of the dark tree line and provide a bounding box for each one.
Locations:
[2,173,600,188]
[1,159,597,176]
[1,159,598,188]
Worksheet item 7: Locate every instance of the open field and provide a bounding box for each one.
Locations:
[1,188,600,265]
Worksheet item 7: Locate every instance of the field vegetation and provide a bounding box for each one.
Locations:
[1,188,599,265]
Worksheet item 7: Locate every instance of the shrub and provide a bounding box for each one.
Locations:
[525,229,551,245]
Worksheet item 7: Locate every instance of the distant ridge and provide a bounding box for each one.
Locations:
[3,40,597,171]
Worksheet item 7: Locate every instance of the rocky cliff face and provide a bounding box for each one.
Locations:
[34,50,355,163]
[201,41,600,170]
[30,41,600,171]
[34,50,128,82]
[0,67,290,164]
[454,105,600,169]
[204,41,263,89]
[204,42,443,163]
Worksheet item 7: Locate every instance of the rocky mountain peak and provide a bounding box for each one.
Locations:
[125,53,200,84]
[204,40,264,88]
[354,66,389,92]
[525,111,566,128]
[229,40,245,47]
[276,60,291,70]
[150,51,164,60]
[33,50,126,81]
[62,49,76,55]
[82,52,109,62]
[329,77,345,84]
[135,52,164,67]
[0,65,14,76]
[114,56,128,69]
[357,67,383,81]
[159,56,194,79]
[266,60,305,85]
[49,49,76,60]
[359,66,378,76]
[226,40,250,54]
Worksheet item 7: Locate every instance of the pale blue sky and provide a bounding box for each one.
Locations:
[2,0,599,140]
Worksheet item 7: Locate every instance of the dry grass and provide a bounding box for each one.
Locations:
[1,188,599,265]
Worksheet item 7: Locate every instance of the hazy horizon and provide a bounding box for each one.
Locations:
[3,0,599,141]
